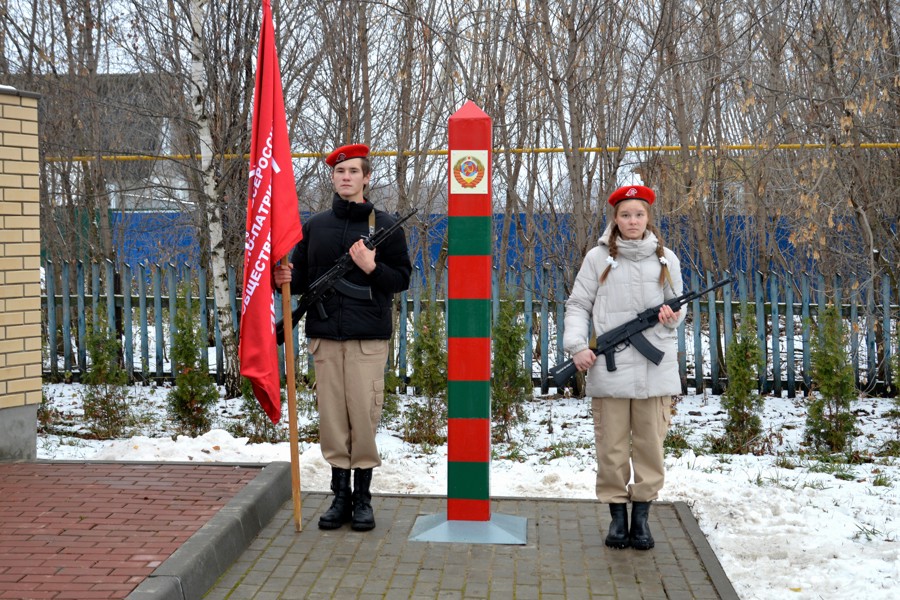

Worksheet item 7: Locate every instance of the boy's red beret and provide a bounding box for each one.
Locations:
[325,143,369,167]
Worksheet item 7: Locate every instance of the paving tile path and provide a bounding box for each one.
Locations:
[0,462,260,600]
[206,493,739,600]
[0,462,738,600]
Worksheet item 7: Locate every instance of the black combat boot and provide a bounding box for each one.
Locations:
[318,467,352,530]
[605,503,630,549]
[630,501,655,550]
[351,468,376,531]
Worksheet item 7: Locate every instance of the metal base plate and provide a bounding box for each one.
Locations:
[408,512,527,545]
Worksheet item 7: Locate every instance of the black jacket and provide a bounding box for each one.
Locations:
[288,194,412,340]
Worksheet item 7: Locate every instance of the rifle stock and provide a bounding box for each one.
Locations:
[274,208,417,345]
[546,277,733,389]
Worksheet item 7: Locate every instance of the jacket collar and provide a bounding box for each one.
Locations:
[331,192,374,222]
[599,223,659,261]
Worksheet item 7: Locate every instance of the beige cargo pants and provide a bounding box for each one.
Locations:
[310,338,388,470]
[592,396,673,503]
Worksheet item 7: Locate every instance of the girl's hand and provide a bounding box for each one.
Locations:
[573,348,597,372]
[658,304,680,326]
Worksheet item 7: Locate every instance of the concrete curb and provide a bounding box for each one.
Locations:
[673,500,741,600]
[126,461,292,600]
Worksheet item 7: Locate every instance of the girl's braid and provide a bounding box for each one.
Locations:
[599,226,620,284]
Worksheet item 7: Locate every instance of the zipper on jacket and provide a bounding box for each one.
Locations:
[337,217,351,330]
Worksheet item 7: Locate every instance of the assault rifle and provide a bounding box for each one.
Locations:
[547,277,733,388]
[274,208,418,345]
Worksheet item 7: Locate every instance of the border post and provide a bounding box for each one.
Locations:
[409,101,526,544]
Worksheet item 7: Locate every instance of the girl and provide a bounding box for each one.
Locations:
[563,184,684,550]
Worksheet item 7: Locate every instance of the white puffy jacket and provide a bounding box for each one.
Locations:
[563,226,684,399]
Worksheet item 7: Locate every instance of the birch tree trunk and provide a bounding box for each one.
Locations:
[189,0,239,396]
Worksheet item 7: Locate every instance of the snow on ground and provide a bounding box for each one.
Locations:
[37,382,900,600]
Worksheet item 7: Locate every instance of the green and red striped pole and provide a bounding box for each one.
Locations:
[447,101,492,521]
[408,101,524,543]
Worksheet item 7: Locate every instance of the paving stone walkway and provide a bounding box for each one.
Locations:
[0,461,260,600]
[0,462,738,600]
[205,493,739,600]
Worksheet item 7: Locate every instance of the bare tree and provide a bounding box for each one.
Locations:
[8,0,900,390]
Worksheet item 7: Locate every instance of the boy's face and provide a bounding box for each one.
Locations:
[331,158,371,202]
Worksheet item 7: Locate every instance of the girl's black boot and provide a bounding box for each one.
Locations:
[630,501,655,550]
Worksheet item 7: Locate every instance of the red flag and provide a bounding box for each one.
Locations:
[239,0,302,424]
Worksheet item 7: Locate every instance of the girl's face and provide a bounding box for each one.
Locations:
[614,199,650,240]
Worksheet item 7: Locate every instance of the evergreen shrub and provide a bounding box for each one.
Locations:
[714,313,765,453]
[806,305,857,452]
[81,320,131,438]
[491,293,531,442]
[406,302,447,445]
[167,301,219,436]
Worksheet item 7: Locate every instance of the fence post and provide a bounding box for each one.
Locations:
[883,276,892,391]
[105,260,115,335]
[677,304,687,394]
[228,265,238,335]
[866,280,877,389]
[738,269,748,308]
[817,273,826,321]
[770,273,781,397]
[199,266,209,372]
[707,271,722,394]
[691,271,703,392]
[399,289,408,383]
[492,265,500,325]
[61,261,72,375]
[153,264,164,378]
[92,262,100,332]
[723,270,733,351]
[555,266,565,367]
[801,273,811,391]
[834,273,842,309]
[850,284,859,388]
[185,264,192,315]
[524,267,533,382]
[77,261,86,372]
[785,273,795,398]
[754,271,765,392]
[540,264,549,394]
[46,260,58,379]
[215,310,223,385]
[123,264,133,381]
[429,263,437,305]
[138,262,149,379]
[442,267,449,328]
[412,266,422,331]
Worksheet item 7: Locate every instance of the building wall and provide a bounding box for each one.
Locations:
[0,86,42,461]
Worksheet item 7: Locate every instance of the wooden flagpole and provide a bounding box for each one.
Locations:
[280,257,302,532]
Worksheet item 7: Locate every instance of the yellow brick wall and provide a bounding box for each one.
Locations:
[0,87,41,413]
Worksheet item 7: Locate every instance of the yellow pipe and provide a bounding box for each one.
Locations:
[46,142,900,163]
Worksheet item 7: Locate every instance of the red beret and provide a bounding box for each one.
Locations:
[325,143,370,167]
[607,185,656,206]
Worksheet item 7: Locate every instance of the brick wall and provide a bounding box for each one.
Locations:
[0,86,41,461]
